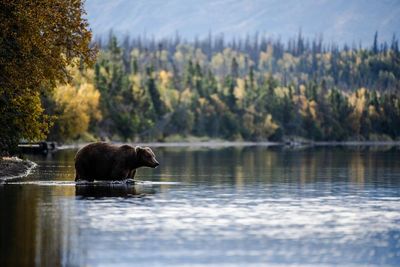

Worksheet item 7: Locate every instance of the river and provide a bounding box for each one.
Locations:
[1,145,400,266]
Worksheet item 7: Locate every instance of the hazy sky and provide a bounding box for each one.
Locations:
[85,0,400,45]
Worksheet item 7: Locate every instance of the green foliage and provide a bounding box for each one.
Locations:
[78,33,399,142]
[146,66,166,118]
[0,88,52,155]
[0,0,95,154]
[3,23,400,147]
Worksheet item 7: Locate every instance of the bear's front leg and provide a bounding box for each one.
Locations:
[128,169,136,179]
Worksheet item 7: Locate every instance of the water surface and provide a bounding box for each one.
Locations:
[1,146,400,266]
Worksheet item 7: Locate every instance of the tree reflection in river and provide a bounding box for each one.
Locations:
[1,145,400,266]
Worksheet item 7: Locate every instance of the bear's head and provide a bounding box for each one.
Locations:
[137,146,159,168]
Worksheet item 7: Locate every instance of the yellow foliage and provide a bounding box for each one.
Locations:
[238,54,249,68]
[0,0,95,152]
[222,48,234,58]
[368,105,379,118]
[174,44,195,64]
[323,52,331,62]
[0,0,95,91]
[299,85,306,95]
[349,88,367,114]
[174,50,184,63]
[247,105,257,114]
[274,87,290,98]
[131,49,140,58]
[159,70,172,88]
[262,114,279,138]
[295,95,308,116]
[241,111,279,139]
[163,89,180,110]
[348,88,368,134]
[259,44,274,68]
[52,64,101,140]
[309,100,318,120]
[278,53,299,70]
[99,65,111,80]
[210,94,228,112]
[194,48,207,64]
[198,97,207,107]
[181,88,194,105]
[211,53,225,70]
[355,56,362,66]
[129,73,142,87]
[234,79,246,101]
[53,82,101,140]
[298,95,308,116]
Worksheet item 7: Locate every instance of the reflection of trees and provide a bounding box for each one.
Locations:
[349,151,365,185]
[1,149,80,265]
[2,147,400,266]
[132,146,400,189]
[35,187,77,266]
[0,186,77,266]
[0,186,38,266]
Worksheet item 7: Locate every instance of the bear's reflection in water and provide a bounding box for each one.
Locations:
[75,182,156,198]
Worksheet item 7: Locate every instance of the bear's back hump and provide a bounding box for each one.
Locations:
[76,142,116,164]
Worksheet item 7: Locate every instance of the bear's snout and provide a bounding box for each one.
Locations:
[152,160,160,168]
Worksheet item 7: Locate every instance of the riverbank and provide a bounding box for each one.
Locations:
[0,157,37,181]
[57,140,400,150]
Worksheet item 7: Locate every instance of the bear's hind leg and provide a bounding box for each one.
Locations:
[75,169,94,182]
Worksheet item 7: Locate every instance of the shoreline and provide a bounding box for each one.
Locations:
[57,140,400,150]
[0,157,37,181]
[2,141,399,180]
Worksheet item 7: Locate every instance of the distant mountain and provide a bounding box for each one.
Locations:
[85,0,400,45]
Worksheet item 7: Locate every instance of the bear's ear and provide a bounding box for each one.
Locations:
[136,146,145,156]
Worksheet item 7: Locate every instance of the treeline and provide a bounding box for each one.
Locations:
[46,33,400,142]
[96,31,400,91]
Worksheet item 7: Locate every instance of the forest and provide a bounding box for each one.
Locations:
[43,32,400,143]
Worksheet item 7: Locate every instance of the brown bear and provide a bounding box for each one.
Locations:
[74,142,159,182]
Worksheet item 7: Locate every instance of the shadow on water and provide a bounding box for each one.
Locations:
[1,180,158,198]
[75,183,156,198]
